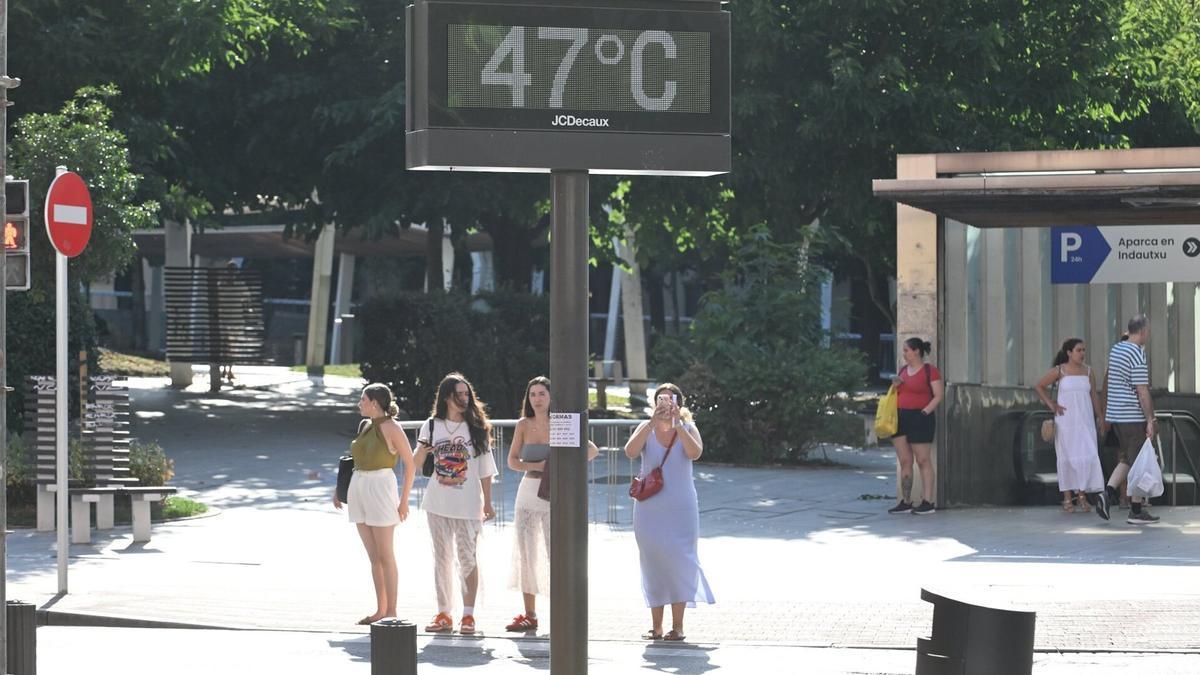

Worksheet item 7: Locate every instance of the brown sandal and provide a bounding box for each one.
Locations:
[663,629,686,642]
[641,629,662,640]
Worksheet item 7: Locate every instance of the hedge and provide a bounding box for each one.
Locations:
[359,291,550,420]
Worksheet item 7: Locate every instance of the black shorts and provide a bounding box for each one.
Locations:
[896,408,936,444]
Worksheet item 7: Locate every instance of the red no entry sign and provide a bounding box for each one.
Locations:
[44,171,93,257]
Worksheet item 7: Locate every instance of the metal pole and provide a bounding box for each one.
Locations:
[55,167,68,594]
[549,169,589,675]
[0,0,9,662]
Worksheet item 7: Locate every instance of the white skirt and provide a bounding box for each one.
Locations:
[509,474,551,596]
[347,468,400,527]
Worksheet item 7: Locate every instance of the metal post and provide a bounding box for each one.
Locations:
[1,0,12,663]
[56,247,68,593]
[370,619,417,675]
[549,169,589,675]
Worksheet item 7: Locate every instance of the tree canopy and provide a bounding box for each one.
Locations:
[8,0,1200,300]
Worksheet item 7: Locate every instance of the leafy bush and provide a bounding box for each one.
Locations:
[6,434,33,491]
[5,291,99,434]
[359,290,550,419]
[6,434,87,503]
[129,440,174,486]
[654,226,867,463]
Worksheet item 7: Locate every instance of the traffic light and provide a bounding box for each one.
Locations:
[6,178,30,291]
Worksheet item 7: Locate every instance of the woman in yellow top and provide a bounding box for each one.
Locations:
[333,383,416,625]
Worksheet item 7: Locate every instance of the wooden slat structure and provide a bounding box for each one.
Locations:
[28,375,178,541]
[164,266,267,364]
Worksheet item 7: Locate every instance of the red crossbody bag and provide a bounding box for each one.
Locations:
[629,430,677,501]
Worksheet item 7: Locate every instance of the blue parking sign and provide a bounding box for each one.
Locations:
[1050,227,1111,284]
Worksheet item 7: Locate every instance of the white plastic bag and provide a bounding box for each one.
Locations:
[1127,438,1164,499]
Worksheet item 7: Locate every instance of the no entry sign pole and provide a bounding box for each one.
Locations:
[54,191,67,593]
[45,166,94,594]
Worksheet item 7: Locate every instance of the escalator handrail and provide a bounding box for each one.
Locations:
[1154,411,1200,492]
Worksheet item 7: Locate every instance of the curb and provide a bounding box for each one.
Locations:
[38,610,229,631]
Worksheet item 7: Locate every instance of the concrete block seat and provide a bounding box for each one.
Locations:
[65,486,179,544]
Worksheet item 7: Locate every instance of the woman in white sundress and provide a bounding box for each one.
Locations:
[503,376,598,633]
[1034,338,1105,513]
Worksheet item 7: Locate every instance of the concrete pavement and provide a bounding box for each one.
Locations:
[6,367,1200,672]
[31,627,1200,674]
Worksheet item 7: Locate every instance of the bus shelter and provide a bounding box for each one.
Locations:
[874,147,1200,506]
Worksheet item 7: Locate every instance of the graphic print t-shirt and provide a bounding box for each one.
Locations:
[418,418,498,520]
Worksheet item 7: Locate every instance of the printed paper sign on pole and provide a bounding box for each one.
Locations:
[1051,225,1200,284]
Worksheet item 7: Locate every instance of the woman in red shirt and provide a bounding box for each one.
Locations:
[888,337,945,515]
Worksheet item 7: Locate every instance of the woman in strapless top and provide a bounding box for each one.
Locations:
[503,376,597,633]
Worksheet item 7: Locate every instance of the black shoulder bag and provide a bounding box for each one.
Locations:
[421,418,437,477]
[336,418,372,503]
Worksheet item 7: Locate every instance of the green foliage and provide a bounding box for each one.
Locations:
[68,437,88,482]
[98,348,170,378]
[160,496,208,520]
[9,86,159,291]
[129,440,175,487]
[5,434,86,490]
[6,434,33,490]
[656,227,867,463]
[5,292,99,434]
[359,291,550,419]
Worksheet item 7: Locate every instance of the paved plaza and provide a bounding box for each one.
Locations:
[6,368,1200,672]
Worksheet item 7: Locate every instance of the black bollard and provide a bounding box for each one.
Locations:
[371,619,417,675]
[7,600,37,675]
[916,588,1035,675]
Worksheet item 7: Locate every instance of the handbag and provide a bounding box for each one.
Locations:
[1040,419,1055,443]
[874,385,899,438]
[537,454,552,501]
[338,417,373,503]
[336,455,354,503]
[629,430,677,501]
[420,418,436,477]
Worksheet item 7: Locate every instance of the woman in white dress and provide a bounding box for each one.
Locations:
[504,376,598,633]
[1034,338,1105,513]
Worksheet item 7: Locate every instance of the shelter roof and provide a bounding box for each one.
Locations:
[873,147,1200,227]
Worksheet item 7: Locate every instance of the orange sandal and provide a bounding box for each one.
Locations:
[459,615,476,635]
[425,613,453,633]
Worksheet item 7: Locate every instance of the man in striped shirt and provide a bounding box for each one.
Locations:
[1101,314,1159,524]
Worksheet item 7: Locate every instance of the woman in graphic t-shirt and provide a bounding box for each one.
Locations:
[503,376,599,633]
[887,337,945,515]
[413,372,497,636]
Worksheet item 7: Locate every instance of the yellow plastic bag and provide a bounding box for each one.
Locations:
[874,385,899,439]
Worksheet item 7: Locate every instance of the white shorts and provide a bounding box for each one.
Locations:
[347,468,400,527]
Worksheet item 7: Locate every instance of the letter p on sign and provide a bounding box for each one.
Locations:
[1061,232,1082,263]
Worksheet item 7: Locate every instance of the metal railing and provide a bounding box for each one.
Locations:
[396,418,643,528]
[1154,410,1200,506]
[1016,408,1200,506]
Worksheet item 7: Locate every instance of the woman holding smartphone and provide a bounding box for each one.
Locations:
[624,383,715,642]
